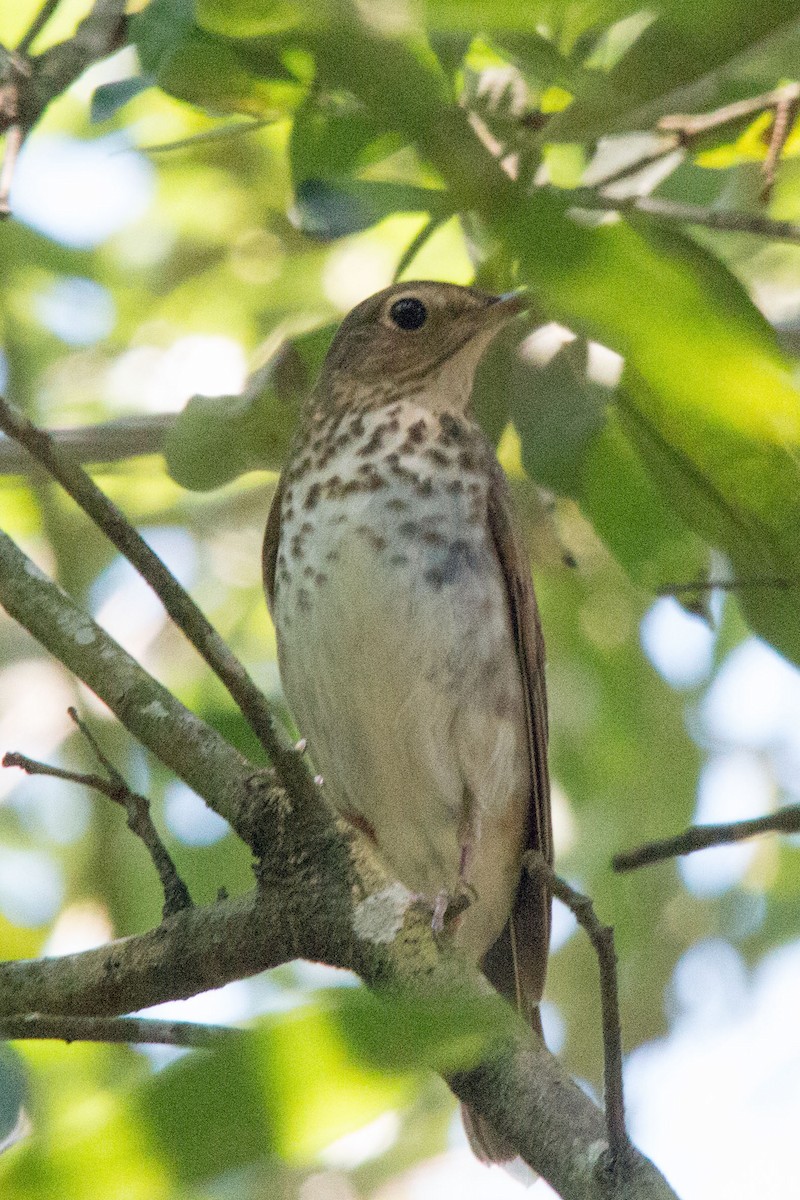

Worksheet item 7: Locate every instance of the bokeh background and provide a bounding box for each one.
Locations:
[1,2,799,1198]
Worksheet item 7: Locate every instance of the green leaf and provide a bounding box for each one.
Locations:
[164,339,311,491]
[196,0,307,38]
[130,0,303,117]
[289,95,404,185]
[549,3,800,138]
[90,77,154,123]
[493,204,800,656]
[510,336,610,499]
[294,179,446,238]
[581,409,710,592]
[0,989,505,1195]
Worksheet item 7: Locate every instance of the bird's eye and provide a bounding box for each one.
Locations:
[389,297,428,331]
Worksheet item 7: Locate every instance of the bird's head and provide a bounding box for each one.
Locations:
[316,280,526,413]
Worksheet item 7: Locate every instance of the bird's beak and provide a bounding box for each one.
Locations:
[488,289,528,319]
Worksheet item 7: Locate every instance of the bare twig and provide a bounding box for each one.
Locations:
[4,708,193,919]
[393,214,447,282]
[571,82,800,238]
[0,1013,241,1047]
[761,90,800,202]
[573,193,800,242]
[70,706,192,915]
[524,852,631,1171]
[0,395,306,790]
[16,0,63,54]
[658,576,798,597]
[658,83,800,141]
[613,805,800,873]
[584,137,681,192]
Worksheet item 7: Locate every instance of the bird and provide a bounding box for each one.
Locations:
[263,280,552,1161]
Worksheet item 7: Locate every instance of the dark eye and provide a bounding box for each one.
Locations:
[389,297,428,331]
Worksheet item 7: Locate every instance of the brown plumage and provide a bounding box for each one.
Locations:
[263,281,552,1161]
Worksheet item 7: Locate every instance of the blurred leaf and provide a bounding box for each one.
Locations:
[131,0,303,117]
[164,341,308,491]
[196,0,307,38]
[511,336,610,498]
[90,77,154,123]
[0,988,504,1194]
[293,179,446,238]
[329,986,512,1074]
[508,336,709,589]
[289,95,404,184]
[581,410,709,592]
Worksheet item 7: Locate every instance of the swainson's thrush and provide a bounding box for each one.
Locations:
[263,281,552,1161]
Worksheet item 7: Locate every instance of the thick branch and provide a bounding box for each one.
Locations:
[0,881,677,1200]
[0,517,679,1197]
[0,526,254,839]
[613,805,800,872]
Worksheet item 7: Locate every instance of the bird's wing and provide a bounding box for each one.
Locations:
[262,474,284,613]
[482,462,552,1020]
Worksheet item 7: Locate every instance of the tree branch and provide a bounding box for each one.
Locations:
[0,1013,241,1047]
[613,805,800,872]
[526,853,630,1170]
[0,414,179,474]
[0,395,305,788]
[16,0,63,55]
[573,194,800,242]
[0,0,126,219]
[0,882,677,1200]
[0,514,679,1196]
[3,706,192,919]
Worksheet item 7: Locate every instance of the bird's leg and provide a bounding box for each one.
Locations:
[430,845,478,934]
[432,890,449,933]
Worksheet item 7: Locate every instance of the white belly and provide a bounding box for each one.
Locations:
[272,405,530,959]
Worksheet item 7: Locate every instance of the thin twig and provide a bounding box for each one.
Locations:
[761,91,800,202]
[393,214,447,281]
[136,119,271,155]
[68,706,192,915]
[16,0,63,54]
[658,576,798,596]
[585,137,681,191]
[0,395,298,776]
[613,805,800,873]
[573,193,800,242]
[524,852,631,1171]
[0,1013,243,1047]
[3,708,193,919]
[657,83,800,141]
